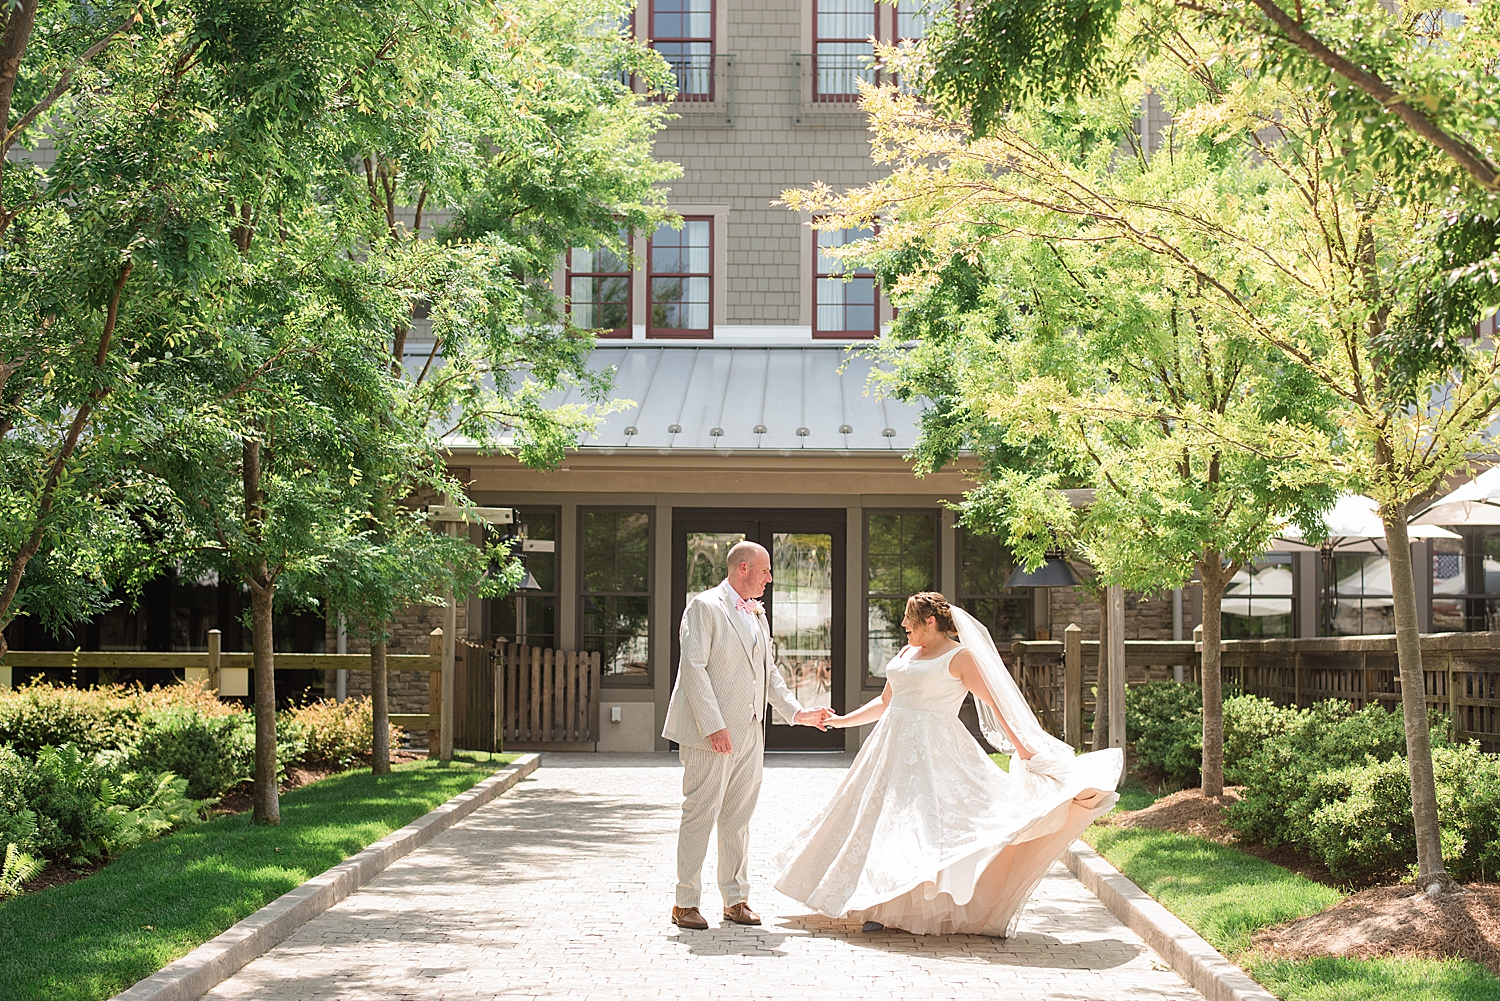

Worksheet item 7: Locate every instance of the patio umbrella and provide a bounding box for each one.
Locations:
[1411,465,1500,526]
[1270,493,1458,553]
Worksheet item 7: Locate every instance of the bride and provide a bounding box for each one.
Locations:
[774,592,1123,937]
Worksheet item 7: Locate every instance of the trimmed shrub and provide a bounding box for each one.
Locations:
[0,683,139,756]
[286,697,402,767]
[1301,742,1500,881]
[1222,694,1298,785]
[1125,682,1205,785]
[1226,699,1439,850]
[127,707,254,800]
[1123,683,1295,787]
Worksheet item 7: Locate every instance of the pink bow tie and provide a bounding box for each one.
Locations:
[736,597,755,613]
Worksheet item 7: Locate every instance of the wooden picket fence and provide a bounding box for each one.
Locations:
[1009,629,1500,753]
[494,644,601,752]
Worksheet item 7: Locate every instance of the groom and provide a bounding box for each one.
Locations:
[662,540,832,930]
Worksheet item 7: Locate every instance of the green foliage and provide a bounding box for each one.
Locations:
[126,709,254,802]
[0,684,140,758]
[1087,822,1500,999]
[1124,684,1298,786]
[0,843,45,899]
[921,0,1128,135]
[0,756,508,1001]
[1304,743,1500,882]
[13,744,207,864]
[285,697,402,768]
[1227,700,1435,851]
[1124,682,1205,785]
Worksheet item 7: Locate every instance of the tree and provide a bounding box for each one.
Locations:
[814,148,1334,789]
[1,0,235,656]
[321,0,676,768]
[920,0,1500,200]
[842,11,1500,889]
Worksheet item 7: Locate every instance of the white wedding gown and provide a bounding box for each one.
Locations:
[773,644,1123,937]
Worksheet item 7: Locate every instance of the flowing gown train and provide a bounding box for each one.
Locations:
[773,645,1123,937]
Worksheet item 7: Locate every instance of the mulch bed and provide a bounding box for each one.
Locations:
[1252,884,1500,975]
[1104,788,1500,973]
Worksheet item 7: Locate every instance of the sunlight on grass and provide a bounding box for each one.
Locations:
[0,754,515,1001]
[1248,955,1500,1001]
[1087,826,1341,956]
[1085,825,1500,1000]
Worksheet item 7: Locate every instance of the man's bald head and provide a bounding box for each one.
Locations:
[726,540,771,599]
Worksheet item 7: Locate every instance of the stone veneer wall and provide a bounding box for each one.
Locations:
[322,602,468,749]
[1048,585,1203,643]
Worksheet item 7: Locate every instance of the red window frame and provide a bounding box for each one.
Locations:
[813,223,879,339]
[648,217,713,339]
[566,236,633,340]
[650,0,715,103]
[813,0,877,102]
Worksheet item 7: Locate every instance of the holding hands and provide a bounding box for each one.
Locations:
[795,706,835,730]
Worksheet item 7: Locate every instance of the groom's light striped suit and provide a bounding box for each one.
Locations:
[662,579,805,908]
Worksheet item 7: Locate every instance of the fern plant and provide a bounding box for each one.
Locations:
[0,843,44,898]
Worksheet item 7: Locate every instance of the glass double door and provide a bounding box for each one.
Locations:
[671,510,846,750]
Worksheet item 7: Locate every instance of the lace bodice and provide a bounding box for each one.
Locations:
[885,645,968,716]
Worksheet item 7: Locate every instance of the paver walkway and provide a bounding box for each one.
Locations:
[204,753,1203,1000]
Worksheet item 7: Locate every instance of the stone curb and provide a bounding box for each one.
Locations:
[110,752,541,1001]
[1064,841,1278,1001]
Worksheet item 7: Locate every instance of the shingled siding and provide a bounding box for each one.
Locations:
[649,0,889,327]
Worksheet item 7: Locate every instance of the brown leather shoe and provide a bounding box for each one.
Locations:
[672,905,709,929]
[723,902,762,925]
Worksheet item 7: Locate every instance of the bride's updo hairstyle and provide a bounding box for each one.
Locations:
[907,591,957,637]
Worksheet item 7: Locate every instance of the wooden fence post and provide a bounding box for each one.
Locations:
[1107,584,1126,750]
[493,644,504,753]
[440,610,455,762]
[1063,623,1083,750]
[208,629,221,694]
[428,628,443,758]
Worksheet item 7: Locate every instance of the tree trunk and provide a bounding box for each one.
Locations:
[243,436,279,825]
[371,635,390,775]
[248,572,279,825]
[1091,593,1110,751]
[1383,509,1454,892]
[1199,550,1226,798]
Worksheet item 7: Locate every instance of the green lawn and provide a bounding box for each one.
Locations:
[1084,824,1500,1001]
[1,753,517,1001]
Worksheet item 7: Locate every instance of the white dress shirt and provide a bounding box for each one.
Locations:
[721,579,762,646]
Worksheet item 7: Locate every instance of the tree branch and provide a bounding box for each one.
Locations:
[1243,0,1500,191]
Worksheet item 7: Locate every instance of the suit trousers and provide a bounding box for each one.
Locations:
[675,722,765,908]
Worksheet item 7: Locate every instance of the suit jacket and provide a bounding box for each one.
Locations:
[661,582,805,750]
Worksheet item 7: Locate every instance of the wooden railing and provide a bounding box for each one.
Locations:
[1220,632,1500,752]
[1,627,448,752]
[1009,628,1500,753]
[497,644,601,751]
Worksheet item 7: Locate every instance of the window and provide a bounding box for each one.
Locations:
[958,531,1030,646]
[1430,530,1500,632]
[895,0,930,42]
[651,0,714,101]
[581,510,652,681]
[1222,554,1293,639]
[490,509,559,650]
[567,237,632,338]
[1431,537,1466,631]
[815,226,878,338]
[1323,553,1392,636]
[649,218,712,337]
[865,512,935,680]
[815,0,876,100]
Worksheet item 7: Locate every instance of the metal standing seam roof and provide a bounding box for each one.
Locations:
[537,345,922,452]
